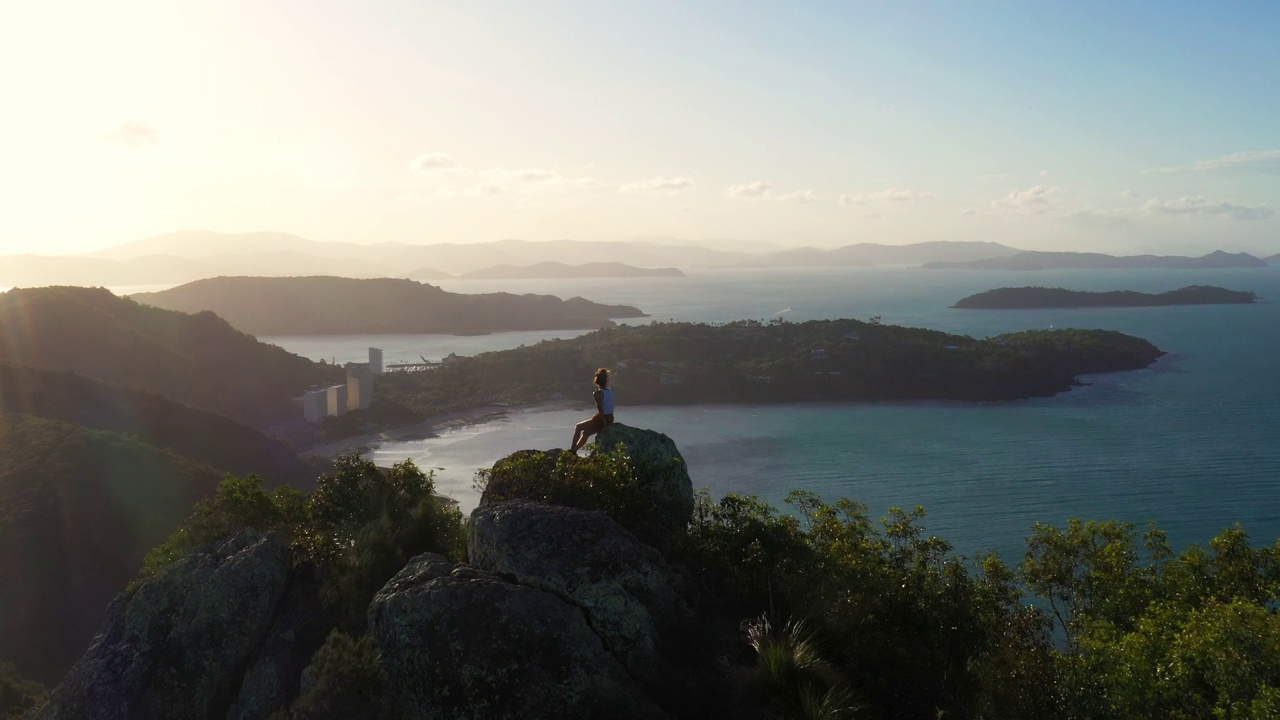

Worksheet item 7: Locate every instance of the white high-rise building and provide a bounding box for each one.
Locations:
[303,388,328,423]
[326,385,348,417]
[346,363,375,411]
[369,347,384,375]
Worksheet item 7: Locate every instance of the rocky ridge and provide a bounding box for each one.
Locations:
[36,425,697,720]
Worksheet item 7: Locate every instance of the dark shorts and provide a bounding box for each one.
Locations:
[591,413,615,431]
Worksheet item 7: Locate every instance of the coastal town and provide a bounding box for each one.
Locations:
[300,347,384,422]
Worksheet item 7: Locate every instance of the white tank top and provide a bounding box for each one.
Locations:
[600,388,615,414]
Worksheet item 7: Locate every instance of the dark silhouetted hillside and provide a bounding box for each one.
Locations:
[0,287,338,426]
[132,276,646,336]
[0,363,314,484]
[954,285,1258,309]
[0,416,225,683]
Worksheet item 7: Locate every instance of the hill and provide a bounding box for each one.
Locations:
[0,415,226,683]
[459,262,684,280]
[1267,254,1280,265]
[953,285,1259,309]
[0,286,337,426]
[766,240,1020,267]
[923,249,1267,270]
[380,318,1164,414]
[132,276,647,336]
[0,363,314,483]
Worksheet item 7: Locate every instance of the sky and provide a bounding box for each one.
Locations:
[2,0,1279,256]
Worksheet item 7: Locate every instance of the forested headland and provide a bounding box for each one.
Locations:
[132,276,647,336]
[954,285,1258,309]
[378,318,1165,416]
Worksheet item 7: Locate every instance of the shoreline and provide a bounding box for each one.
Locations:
[301,398,584,460]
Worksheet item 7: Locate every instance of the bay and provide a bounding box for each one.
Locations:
[270,267,1280,562]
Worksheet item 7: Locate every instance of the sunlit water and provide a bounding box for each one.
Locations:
[269,267,1280,562]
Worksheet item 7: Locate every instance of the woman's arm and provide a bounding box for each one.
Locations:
[593,388,604,414]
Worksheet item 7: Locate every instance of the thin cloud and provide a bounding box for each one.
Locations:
[1144,196,1274,221]
[839,187,935,204]
[619,176,695,194]
[862,212,882,219]
[509,168,560,183]
[976,173,1011,182]
[724,181,772,200]
[1062,207,1136,230]
[1120,189,1138,198]
[778,189,819,204]
[990,184,1058,215]
[410,152,458,173]
[105,122,158,148]
[1144,151,1280,174]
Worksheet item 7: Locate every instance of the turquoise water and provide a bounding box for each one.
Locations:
[275,267,1280,562]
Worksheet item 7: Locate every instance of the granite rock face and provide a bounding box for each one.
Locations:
[595,423,694,546]
[37,531,292,720]
[228,564,335,720]
[469,500,687,684]
[369,562,669,720]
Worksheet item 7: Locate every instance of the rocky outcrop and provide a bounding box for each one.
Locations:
[369,560,669,720]
[596,423,695,545]
[469,501,687,685]
[37,531,292,720]
[228,565,336,720]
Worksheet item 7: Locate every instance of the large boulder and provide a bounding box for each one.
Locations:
[369,561,668,720]
[469,501,687,685]
[37,531,292,720]
[227,564,336,720]
[596,423,694,545]
[478,425,693,548]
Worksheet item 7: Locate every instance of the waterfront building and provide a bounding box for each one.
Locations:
[303,388,328,423]
[327,384,348,417]
[346,362,375,411]
[369,347,383,375]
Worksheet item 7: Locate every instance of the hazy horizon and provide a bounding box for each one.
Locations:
[4,2,1279,257]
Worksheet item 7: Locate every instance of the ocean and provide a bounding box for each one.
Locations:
[267,267,1280,563]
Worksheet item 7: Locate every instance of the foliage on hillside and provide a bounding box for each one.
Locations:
[0,415,225,683]
[379,318,1164,414]
[142,454,464,630]
[0,363,313,485]
[676,490,1280,720]
[0,661,46,720]
[132,276,646,335]
[0,286,339,425]
[953,285,1258,309]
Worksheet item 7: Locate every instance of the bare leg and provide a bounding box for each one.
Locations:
[570,419,595,452]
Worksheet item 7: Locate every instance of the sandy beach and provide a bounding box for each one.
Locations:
[301,399,584,460]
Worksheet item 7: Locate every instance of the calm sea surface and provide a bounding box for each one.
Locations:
[268,267,1280,562]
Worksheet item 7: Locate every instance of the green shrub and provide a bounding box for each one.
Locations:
[288,631,384,720]
[474,446,651,536]
[141,454,464,631]
[0,661,46,720]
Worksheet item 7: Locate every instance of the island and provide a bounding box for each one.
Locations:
[131,276,647,336]
[458,261,684,280]
[953,285,1258,309]
[379,318,1165,415]
[923,249,1268,271]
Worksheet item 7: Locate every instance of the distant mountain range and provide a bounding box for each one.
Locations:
[458,262,684,280]
[1,231,1275,287]
[924,250,1269,271]
[131,276,647,336]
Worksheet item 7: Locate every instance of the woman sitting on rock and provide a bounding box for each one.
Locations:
[570,368,615,453]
